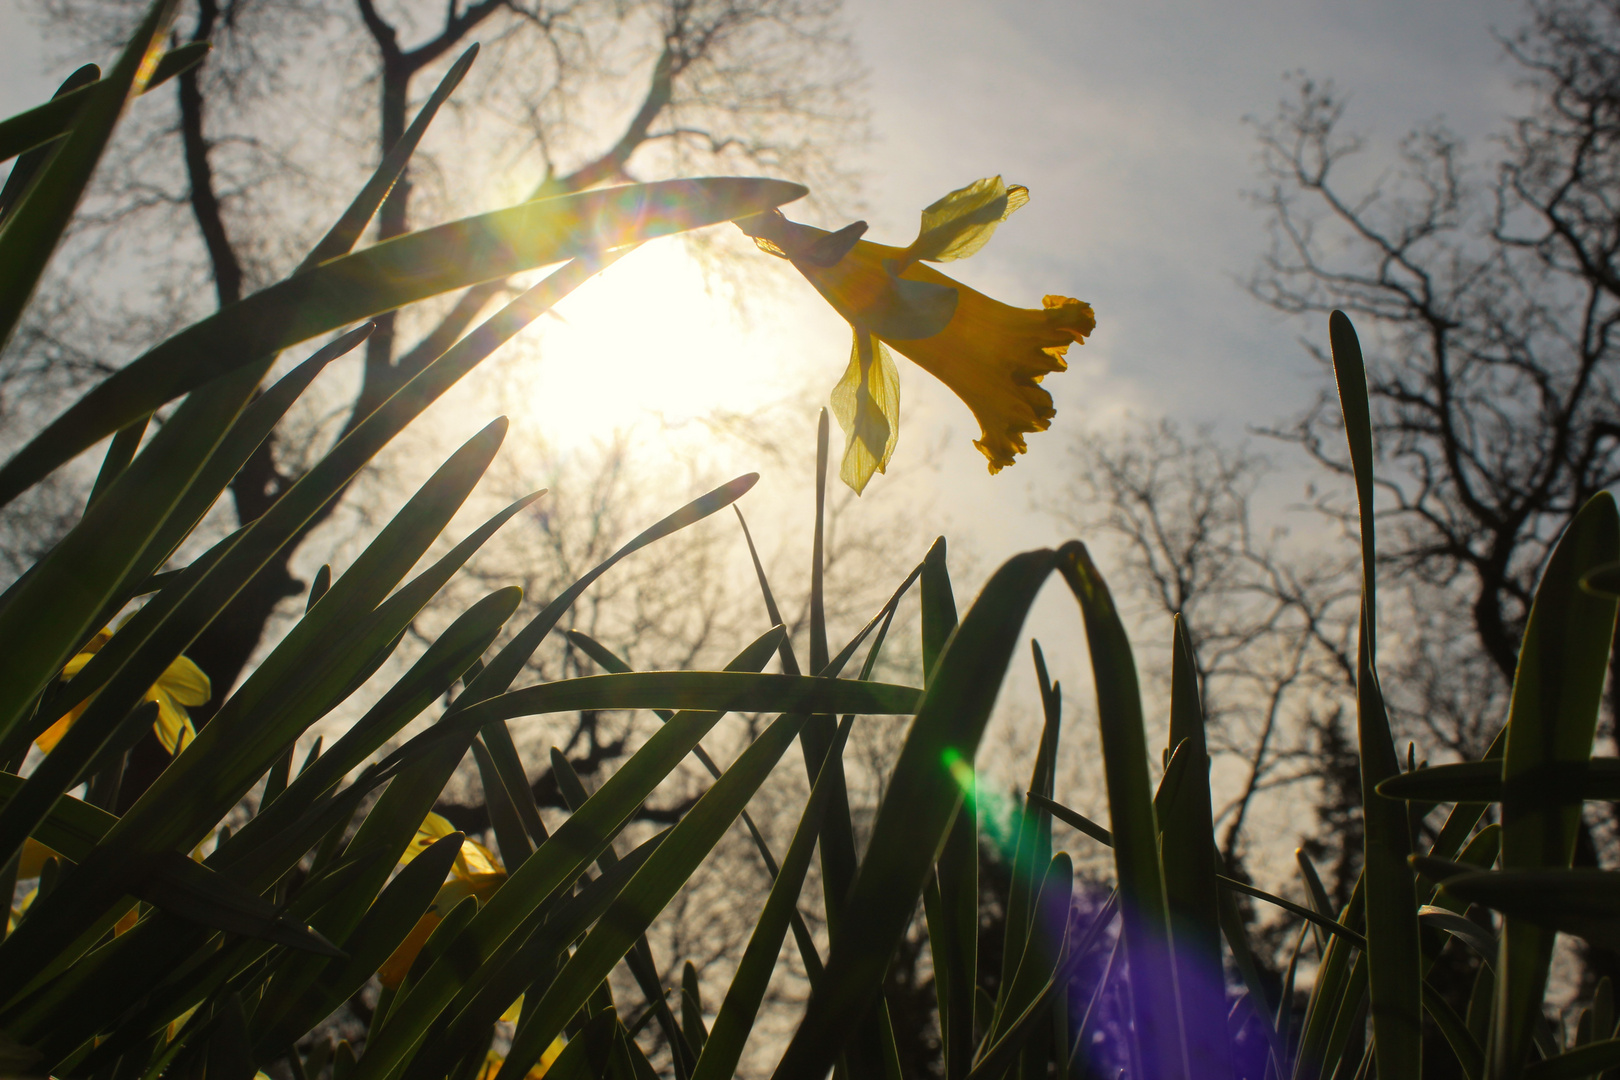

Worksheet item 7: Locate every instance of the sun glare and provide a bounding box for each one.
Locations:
[487,240,814,451]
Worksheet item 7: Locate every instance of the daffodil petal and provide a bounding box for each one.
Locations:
[10,883,37,931]
[379,911,442,988]
[873,275,959,340]
[456,837,503,879]
[477,1040,564,1080]
[903,176,1028,266]
[50,631,211,755]
[150,692,195,754]
[540,1037,566,1074]
[421,812,459,841]
[830,330,900,495]
[60,630,112,678]
[398,812,461,869]
[34,708,78,754]
[433,872,507,926]
[17,839,60,880]
[158,655,211,707]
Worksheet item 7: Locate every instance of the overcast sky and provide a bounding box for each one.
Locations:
[844,0,1527,536]
[0,0,1540,876]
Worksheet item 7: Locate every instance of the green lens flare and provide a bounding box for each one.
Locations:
[940,746,1021,862]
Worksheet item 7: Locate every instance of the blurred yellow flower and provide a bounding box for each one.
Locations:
[12,840,138,936]
[378,812,508,989]
[7,840,53,933]
[36,627,211,755]
[475,1039,566,1080]
[740,176,1094,491]
[17,838,57,880]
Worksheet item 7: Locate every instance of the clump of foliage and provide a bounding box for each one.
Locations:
[4,5,1620,1080]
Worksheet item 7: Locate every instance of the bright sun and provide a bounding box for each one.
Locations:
[485,238,827,452]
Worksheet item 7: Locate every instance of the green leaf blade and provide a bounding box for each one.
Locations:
[770,546,1061,1080]
[1056,543,1187,1080]
[0,178,805,505]
[1496,493,1620,1079]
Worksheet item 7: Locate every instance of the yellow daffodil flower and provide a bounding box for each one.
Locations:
[10,840,62,931]
[36,627,211,755]
[378,812,509,989]
[17,838,57,880]
[475,1039,566,1080]
[741,176,1095,492]
[13,839,139,935]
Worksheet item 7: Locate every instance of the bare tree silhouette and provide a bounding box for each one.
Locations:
[12,0,866,799]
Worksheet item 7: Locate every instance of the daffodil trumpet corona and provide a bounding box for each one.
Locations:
[739,175,1094,493]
